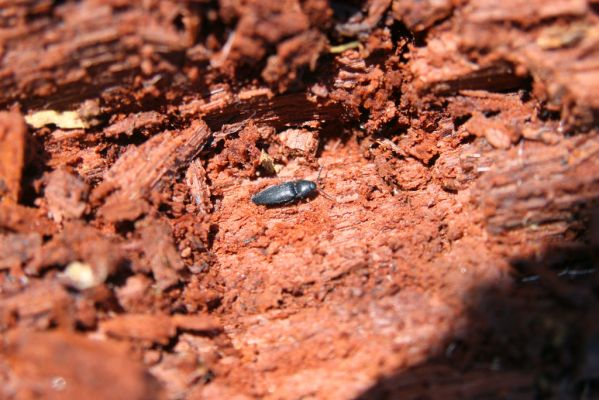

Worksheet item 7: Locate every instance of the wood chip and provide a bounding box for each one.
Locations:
[98,196,150,222]
[45,168,89,223]
[5,330,163,399]
[0,232,42,270]
[279,128,318,155]
[100,313,221,345]
[138,218,184,290]
[0,203,56,235]
[104,111,166,138]
[171,314,221,332]
[92,120,211,212]
[27,221,122,278]
[0,281,72,330]
[0,111,27,203]
[185,159,212,214]
[100,314,176,345]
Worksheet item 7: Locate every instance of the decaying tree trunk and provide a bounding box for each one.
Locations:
[1,1,599,399]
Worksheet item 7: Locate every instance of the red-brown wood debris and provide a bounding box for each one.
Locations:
[1,1,599,399]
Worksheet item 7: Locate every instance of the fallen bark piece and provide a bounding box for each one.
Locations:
[0,232,42,270]
[100,314,175,345]
[0,111,28,203]
[27,221,122,282]
[171,314,222,332]
[410,32,527,96]
[464,113,521,149]
[104,111,166,138]
[92,120,211,209]
[44,168,89,223]
[0,2,195,110]
[262,29,327,91]
[99,195,150,222]
[521,126,561,144]
[392,0,454,31]
[4,330,164,400]
[396,128,439,164]
[258,149,277,174]
[138,218,185,290]
[0,281,72,331]
[380,157,430,191]
[99,313,221,345]
[115,274,153,312]
[185,159,212,214]
[466,0,588,24]
[0,203,56,235]
[279,128,319,156]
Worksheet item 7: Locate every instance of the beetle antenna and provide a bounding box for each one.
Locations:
[316,165,324,185]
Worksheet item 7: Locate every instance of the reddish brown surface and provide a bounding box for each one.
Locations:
[1,1,599,399]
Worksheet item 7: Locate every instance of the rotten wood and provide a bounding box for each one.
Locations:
[99,313,221,345]
[474,134,599,232]
[0,1,598,399]
[0,232,41,271]
[93,119,211,219]
[44,168,89,223]
[104,111,166,138]
[138,218,185,291]
[0,112,27,203]
[185,159,212,215]
[4,330,164,399]
[0,1,195,110]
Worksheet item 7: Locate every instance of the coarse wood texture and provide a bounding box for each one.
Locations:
[0,1,598,399]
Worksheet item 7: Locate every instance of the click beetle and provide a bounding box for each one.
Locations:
[251,167,333,206]
[251,180,317,205]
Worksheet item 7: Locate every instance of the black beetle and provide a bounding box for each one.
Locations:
[251,167,333,206]
[251,180,317,206]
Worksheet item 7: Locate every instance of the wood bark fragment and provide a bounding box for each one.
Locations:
[27,221,122,279]
[44,168,89,223]
[0,2,192,110]
[138,218,185,291]
[0,281,72,331]
[100,314,176,345]
[99,313,221,344]
[98,197,150,223]
[391,0,453,31]
[92,120,211,206]
[170,314,221,333]
[104,111,166,138]
[279,128,318,156]
[0,203,55,235]
[0,232,41,270]
[458,0,599,126]
[0,111,27,203]
[185,159,212,214]
[4,330,164,400]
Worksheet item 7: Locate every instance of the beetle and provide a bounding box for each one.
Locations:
[251,167,333,206]
[251,180,317,206]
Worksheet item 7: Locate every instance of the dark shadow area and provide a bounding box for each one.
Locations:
[355,214,599,399]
